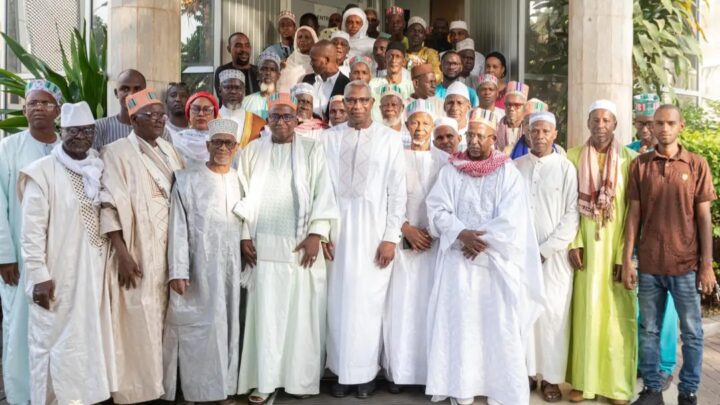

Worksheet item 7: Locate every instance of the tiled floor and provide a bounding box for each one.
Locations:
[2,318,719,405]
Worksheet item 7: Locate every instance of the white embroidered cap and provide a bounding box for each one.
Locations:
[434,116,459,135]
[61,101,95,128]
[456,38,475,52]
[529,111,556,127]
[207,118,239,140]
[588,99,617,116]
[449,20,468,31]
[219,69,245,84]
[445,81,470,101]
[330,30,351,43]
[407,16,427,30]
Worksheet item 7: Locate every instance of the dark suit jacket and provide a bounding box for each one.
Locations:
[302,71,350,119]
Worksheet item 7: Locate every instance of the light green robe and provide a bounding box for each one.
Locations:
[566,144,638,401]
[0,130,60,404]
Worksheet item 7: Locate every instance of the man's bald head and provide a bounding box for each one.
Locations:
[117,69,147,87]
[115,69,147,110]
[309,40,338,76]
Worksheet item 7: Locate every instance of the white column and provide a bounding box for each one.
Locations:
[567,0,633,147]
[106,0,181,115]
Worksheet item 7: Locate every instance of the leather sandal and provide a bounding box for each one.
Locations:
[540,380,562,403]
[248,389,270,404]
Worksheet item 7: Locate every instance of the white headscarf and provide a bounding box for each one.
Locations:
[277,26,319,92]
[342,8,375,59]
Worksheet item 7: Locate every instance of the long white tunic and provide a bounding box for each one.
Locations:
[18,156,115,405]
[0,130,60,405]
[235,136,339,395]
[425,163,544,405]
[322,122,407,384]
[515,152,579,383]
[162,165,243,402]
[382,149,444,385]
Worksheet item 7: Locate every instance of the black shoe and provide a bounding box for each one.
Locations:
[678,392,697,405]
[387,381,402,394]
[356,381,376,399]
[631,387,664,405]
[331,383,351,398]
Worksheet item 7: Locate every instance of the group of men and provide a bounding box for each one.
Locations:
[0,4,717,405]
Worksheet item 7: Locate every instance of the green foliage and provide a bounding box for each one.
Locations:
[0,22,107,132]
[679,128,720,238]
[632,0,705,96]
[682,100,720,133]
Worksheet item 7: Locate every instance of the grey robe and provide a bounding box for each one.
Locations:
[162,165,243,402]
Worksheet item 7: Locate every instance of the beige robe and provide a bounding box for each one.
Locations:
[99,132,184,404]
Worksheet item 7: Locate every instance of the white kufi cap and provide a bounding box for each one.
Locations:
[61,101,95,128]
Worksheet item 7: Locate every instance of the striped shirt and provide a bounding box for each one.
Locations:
[93,115,132,150]
[93,114,172,150]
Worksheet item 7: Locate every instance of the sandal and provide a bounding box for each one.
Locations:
[248,389,271,404]
[540,380,562,403]
[568,389,585,403]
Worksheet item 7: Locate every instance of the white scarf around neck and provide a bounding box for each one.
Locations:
[52,144,104,205]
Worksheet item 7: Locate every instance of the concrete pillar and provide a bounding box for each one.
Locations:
[567,0,633,147]
[106,0,180,115]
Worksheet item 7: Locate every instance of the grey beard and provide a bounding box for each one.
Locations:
[260,82,276,93]
[223,102,241,110]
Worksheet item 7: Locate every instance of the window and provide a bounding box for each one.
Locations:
[523,0,569,145]
[181,0,217,93]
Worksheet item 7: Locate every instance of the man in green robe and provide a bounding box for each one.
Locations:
[566,99,637,404]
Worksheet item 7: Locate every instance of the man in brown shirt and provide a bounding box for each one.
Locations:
[622,104,717,405]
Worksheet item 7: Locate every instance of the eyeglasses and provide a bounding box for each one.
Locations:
[26,100,57,110]
[268,113,297,123]
[345,97,373,105]
[505,102,525,110]
[209,139,238,149]
[136,111,167,121]
[63,126,95,137]
[635,121,653,129]
[190,106,216,115]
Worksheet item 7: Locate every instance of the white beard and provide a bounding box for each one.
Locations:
[383,117,401,128]
[223,102,241,110]
[260,82,276,93]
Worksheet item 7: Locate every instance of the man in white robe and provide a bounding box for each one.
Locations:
[425,108,544,405]
[217,69,265,149]
[235,93,339,402]
[19,101,115,405]
[515,111,579,402]
[99,89,185,403]
[162,119,244,403]
[383,100,446,393]
[0,79,62,405]
[322,81,407,399]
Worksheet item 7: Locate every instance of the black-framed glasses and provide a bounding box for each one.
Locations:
[63,126,96,137]
[268,113,297,123]
[209,139,238,149]
[136,111,167,121]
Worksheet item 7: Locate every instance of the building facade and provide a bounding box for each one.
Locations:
[2,0,718,146]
